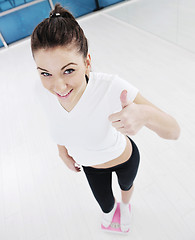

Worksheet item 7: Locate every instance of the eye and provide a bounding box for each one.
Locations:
[41,72,51,77]
[64,69,75,74]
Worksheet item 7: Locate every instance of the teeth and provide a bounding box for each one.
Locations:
[59,90,71,96]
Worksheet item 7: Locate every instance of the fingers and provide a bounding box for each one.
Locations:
[71,163,81,172]
[75,166,81,172]
[111,120,125,129]
[108,111,121,122]
[120,90,128,109]
[69,165,81,172]
[74,162,81,172]
[62,156,81,173]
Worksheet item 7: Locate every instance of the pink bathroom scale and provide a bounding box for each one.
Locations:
[101,202,131,234]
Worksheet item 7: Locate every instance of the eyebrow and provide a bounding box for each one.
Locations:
[37,62,77,72]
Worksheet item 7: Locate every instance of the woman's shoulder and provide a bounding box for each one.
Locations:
[90,71,117,83]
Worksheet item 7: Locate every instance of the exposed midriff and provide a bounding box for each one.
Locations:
[91,136,132,169]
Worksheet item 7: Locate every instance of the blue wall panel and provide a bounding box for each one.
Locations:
[0,38,4,48]
[0,0,35,12]
[99,0,123,8]
[0,0,125,46]
[0,0,51,45]
[52,0,97,18]
[52,0,124,17]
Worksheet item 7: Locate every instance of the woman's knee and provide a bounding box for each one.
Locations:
[99,196,115,213]
[116,138,140,190]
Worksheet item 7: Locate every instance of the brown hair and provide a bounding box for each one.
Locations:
[31,3,88,59]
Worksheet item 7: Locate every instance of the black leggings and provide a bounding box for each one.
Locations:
[82,136,140,213]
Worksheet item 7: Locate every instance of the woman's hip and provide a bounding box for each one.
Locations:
[82,136,140,174]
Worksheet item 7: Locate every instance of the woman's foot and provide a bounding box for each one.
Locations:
[101,201,117,228]
[120,201,131,232]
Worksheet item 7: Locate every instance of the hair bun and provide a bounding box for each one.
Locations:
[61,11,73,19]
[49,12,61,18]
[49,3,75,20]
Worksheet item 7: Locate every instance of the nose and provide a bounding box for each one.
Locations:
[54,77,69,93]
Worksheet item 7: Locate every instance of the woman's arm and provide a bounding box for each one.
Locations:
[57,144,69,156]
[108,91,180,140]
[57,144,81,172]
[134,92,181,140]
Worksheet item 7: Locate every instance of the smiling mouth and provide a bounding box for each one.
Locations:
[56,89,73,98]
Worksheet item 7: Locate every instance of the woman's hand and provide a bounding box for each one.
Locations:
[108,90,147,136]
[59,152,81,173]
[108,90,180,139]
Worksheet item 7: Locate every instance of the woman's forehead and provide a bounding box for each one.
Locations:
[34,48,87,72]
[34,47,83,64]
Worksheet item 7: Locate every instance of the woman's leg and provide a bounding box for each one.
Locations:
[115,137,140,231]
[82,166,114,213]
[82,166,117,227]
[115,137,140,200]
[121,185,134,204]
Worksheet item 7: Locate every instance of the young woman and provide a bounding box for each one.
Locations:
[31,3,180,232]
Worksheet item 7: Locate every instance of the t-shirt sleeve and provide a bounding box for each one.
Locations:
[108,75,139,114]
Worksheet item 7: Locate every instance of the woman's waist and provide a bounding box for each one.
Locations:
[91,135,132,169]
[65,134,129,166]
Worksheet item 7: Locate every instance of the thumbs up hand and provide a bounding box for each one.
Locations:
[120,90,132,109]
[108,90,146,136]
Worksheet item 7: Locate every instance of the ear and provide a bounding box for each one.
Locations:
[85,53,91,66]
[85,53,91,75]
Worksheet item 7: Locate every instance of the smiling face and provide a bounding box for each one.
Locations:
[34,45,91,111]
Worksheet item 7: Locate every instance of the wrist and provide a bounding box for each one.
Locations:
[141,104,152,126]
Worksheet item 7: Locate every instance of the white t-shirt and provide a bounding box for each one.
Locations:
[34,72,139,166]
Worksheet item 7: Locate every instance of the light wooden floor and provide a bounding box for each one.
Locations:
[0,1,195,240]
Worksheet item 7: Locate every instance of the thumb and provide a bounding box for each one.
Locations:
[120,90,129,108]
